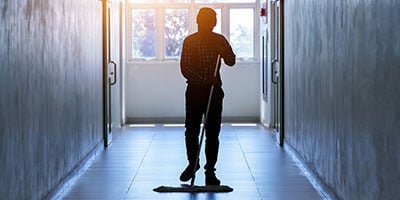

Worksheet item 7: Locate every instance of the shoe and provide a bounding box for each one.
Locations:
[205,171,221,186]
[180,163,200,182]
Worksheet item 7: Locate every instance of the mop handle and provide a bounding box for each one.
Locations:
[190,55,221,187]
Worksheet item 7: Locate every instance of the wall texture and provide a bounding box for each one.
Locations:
[284,0,400,199]
[0,0,103,199]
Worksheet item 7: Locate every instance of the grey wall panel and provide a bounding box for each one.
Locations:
[0,0,103,199]
[284,0,400,199]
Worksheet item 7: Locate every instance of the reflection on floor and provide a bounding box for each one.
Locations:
[61,123,324,200]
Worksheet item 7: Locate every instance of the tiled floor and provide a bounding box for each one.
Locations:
[61,124,324,200]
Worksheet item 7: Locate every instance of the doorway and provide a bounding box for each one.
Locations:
[270,0,284,145]
[103,0,122,146]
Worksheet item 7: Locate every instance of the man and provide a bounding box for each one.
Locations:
[180,7,236,186]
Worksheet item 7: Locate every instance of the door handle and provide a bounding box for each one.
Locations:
[271,59,278,84]
[109,61,117,85]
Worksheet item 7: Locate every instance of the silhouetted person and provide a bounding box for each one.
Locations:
[180,7,236,186]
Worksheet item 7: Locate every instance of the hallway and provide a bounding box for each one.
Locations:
[61,124,323,200]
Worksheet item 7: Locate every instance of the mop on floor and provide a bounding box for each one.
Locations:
[153,55,233,193]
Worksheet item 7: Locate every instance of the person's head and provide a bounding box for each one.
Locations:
[197,7,216,31]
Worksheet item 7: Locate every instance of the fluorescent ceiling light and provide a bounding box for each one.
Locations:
[230,123,258,127]
[163,124,185,127]
[129,124,156,127]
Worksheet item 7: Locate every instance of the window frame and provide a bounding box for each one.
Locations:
[126,1,259,63]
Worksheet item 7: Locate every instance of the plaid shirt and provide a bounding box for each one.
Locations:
[180,31,236,86]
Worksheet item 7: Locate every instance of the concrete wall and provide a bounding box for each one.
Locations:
[284,0,400,199]
[0,0,103,199]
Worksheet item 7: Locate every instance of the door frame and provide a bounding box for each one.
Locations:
[102,0,117,147]
[270,0,284,146]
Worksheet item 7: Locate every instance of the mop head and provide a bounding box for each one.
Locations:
[153,185,233,193]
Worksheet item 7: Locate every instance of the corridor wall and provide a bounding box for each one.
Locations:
[284,0,400,199]
[0,0,103,199]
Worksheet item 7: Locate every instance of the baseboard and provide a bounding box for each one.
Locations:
[43,140,105,200]
[121,117,127,125]
[282,141,339,200]
[127,117,259,124]
[260,118,270,128]
[222,117,259,123]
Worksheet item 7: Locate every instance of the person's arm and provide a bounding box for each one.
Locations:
[220,36,236,67]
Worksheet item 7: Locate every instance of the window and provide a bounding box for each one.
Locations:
[130,0,255,3]
[164,0,190,2]
[127,0,257,62]
[130,0,157,2]
[131,9,156,59]
[195,0,255,2]
[230,9,254,59]
[165,9,188,58]
[129,0,193,2]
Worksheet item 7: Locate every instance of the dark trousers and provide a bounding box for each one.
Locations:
[184,84,224,172]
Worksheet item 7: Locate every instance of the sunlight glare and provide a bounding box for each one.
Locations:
[129,124,156,127]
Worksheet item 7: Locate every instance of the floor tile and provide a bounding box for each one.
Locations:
[60,124,324,200]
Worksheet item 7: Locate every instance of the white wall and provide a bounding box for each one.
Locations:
[126,61,260,122]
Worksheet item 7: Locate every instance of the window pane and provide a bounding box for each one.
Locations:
[165,9,188,58]
[195,8,221,34]
[162,0,190,2]
[130,0,157,3]
[132,9,156,59]
[196,0,255,3]
[230,8,254,59]
[130,0,190,2]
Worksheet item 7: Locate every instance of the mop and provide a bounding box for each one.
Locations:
[153,55,233,193]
